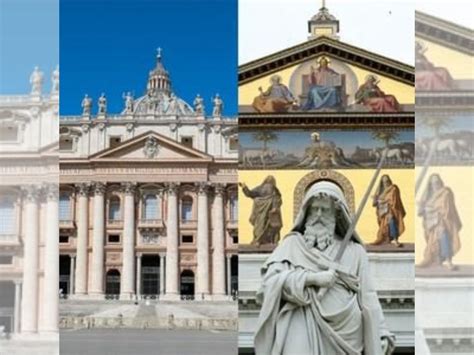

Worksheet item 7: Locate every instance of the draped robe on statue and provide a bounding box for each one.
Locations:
[419,186,462,266]
[254,182,394,355]
[303,67,342,110]
[373,184,406,245]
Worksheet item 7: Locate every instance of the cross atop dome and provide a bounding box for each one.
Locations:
[147,47,171,96]
[308,0,340,40]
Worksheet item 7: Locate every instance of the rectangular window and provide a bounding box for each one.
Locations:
[109,136,122,148]
[108,234,120,243]
[0,255,13,265]
[0,126,18,142]
[59,138,73,151]
[0,198,15,235]
[181,136,193,148]
[59,235,69,244]
[182,235,194,243]
[232,234,239,244]
[181,199,193,221]
[59,194,71,221]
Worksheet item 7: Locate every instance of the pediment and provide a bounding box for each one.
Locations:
[239,36,414,86]
[90,131,213,162]
[238,36,415,112]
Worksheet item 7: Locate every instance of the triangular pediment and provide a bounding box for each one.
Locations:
[238,36,415,112]
[239,36,414,86]
[90,131,213,162]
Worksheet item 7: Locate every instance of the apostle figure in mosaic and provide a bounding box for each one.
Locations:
[254,181,394,355]
[239,175,282,246]
[81,94,92,116]
[303,57,342,110]
[415,41,454,91]
[372,175,406,246]
[418,174,461,270]
[252,75,296,113]
[355,75,400,112]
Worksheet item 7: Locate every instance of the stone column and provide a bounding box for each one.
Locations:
[136,254,142,298]
[196,183,210,299]
[75,183,89,296]
[90,182,106,297]
[13,281,21,334]
[212,184,226,298]
[121,182,136,299]
[20,185,40,333]
[226,255,232,295]
[159,253,165,295]
[164,183,179,300]
[41,184,59,332]
[69,255,76,295]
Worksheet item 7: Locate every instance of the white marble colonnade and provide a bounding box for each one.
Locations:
[65,181,232,300]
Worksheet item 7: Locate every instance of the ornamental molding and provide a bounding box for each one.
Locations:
[293,169,355,219]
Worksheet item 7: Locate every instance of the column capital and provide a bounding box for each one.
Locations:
[22,184,41,202]
[121,182,137,195]
[92,182,107,195]
[196,182,210,195]
[214,183,226,196]
[75,183,90,197]
[43,183,59,201]
[165,182,179,195]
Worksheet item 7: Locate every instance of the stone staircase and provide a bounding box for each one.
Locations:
[59,300,237,331]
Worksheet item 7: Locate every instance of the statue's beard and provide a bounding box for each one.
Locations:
[303,216,336,250]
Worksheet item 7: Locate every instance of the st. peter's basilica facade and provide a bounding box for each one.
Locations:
[58,51,238,302]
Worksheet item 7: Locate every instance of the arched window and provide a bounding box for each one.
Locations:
[108,196,121,221]
[143,194,159,220]
[229,195,238,222]
[181,196,193,221]
[59,193,71,221]
[0,197,15,235]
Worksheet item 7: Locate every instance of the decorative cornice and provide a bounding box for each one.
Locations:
[415,11,474,56]
[239,112,414,129]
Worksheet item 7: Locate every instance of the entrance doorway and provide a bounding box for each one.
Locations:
[180,270,194,300]
[0,281,14,333]
[231,255,238,295]
[59,255,71,296]
[141,255,160,295]
[105,269,121,295]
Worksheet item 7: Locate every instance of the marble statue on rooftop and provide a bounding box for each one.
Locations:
[30,66,44,96]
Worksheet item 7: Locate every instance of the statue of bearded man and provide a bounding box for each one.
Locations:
[254,181,395,355]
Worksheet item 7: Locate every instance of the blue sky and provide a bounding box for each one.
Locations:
[60,0,237,116]
[0,0,59,94]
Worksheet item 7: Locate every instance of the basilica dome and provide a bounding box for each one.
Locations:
[122,49,194,116]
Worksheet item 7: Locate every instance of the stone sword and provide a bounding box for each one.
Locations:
[317,148,388,300]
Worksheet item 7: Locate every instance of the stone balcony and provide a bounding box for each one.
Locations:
[59,219,75,231]
[106,219,123,229]
[138,219,165,233]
